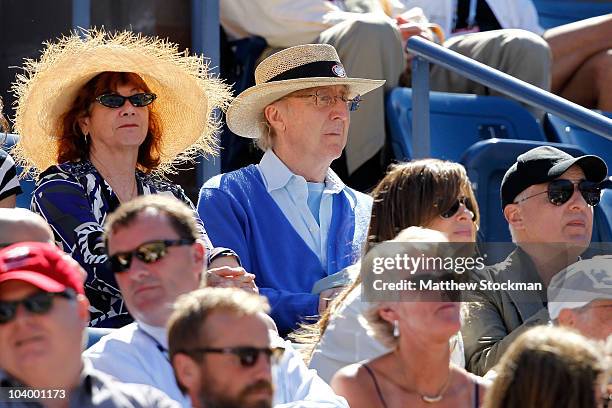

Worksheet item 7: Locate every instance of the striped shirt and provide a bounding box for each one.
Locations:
[0,149,22,201]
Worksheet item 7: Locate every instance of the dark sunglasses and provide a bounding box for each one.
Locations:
[440,197,476,220]
[0,290,76,324]
[514,179,601,207]
[186,346,285,368]
[95,92,157,108]
[108,238,195,273]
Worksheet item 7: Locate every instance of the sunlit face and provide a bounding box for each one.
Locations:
[509,166,593,249]
[427,196,477,243]
[378,239,462,347]
[272,85,350,167]
[79,82,150,153]
[0,281,87,387]
[107,210,204,327]
[195,312,274,408]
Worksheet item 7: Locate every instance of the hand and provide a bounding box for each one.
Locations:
[318,286,346,314]
[206,266,259,294]
[395,12,436,65]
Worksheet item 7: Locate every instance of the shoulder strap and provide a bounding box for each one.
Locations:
[363,364,389,408]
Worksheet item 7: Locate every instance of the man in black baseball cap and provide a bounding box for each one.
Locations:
[463,146,607,376]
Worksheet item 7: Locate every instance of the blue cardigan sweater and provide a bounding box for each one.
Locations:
[198,165,372,335]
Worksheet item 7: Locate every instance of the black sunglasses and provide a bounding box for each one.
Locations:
[186,346,285,368]
[440,197,476,221]
[108,238,195,273]
[0,290,76,324]
[514,179,601,207]
[95,92,157,108]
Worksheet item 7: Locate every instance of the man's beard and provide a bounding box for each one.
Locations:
[199,379,274,408]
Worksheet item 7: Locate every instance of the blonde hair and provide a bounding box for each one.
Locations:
[362,227,449,348]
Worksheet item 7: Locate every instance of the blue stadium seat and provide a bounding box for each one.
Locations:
[459,139,610,262]
[544,113,612,176]
[2,134,36,209]
[386,88,546,162]
[594,188,612,243]
[531,0,612,29]
[86,327,115,349]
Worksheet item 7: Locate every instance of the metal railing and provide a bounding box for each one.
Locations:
[407,36,612,159]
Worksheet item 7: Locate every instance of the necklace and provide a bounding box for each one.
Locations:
[394,350,453,404]
[420,372,451,403]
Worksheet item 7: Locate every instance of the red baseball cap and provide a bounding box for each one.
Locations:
[0,242,85,295]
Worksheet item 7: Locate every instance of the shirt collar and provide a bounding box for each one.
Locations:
[259,149,345,194]
[137,320,169,350]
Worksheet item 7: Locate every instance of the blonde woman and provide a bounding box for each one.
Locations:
[332,228,488,408]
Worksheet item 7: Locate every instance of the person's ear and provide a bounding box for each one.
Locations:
[557,308,576,328]
[264,102,286,134]
[78,116,90,136]
[504,203,524,231]
[191,241,206,283]
[172,354,202,393]
[76,294,90,327]
[192,241,206,265]
[378,305,400,324]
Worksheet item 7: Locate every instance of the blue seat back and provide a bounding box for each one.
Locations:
[86,327,115,349]
[594,188,612,243]
[386,88,546,162]
[531,0,612,29]
[545,113,612,176]
[459,139,607,261]
[2,134,36,209]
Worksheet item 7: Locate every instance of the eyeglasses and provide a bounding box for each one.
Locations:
[440,197,476,221]
[95,93,157,108]
[289,91,362,112]
[108,238,195,273]
[514,179,601,207]
[0,290,76,324]
[186,346,285,368]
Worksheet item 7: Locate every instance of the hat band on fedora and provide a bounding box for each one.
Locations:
[266,60,347,83]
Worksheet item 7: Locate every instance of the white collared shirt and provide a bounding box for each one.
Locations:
[257,149,345,270]
[84,321,348,407]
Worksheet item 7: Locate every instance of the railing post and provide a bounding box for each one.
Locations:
[71,0,90,31]
[406,36,612,139]
[411,56,430,159]
[191,0,221,187]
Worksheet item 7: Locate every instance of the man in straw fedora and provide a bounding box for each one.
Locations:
[198,43,382,335]
[10,29,250,328]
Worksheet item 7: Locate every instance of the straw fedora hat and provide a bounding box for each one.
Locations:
[11,28,231,176]
[226,43,385,139]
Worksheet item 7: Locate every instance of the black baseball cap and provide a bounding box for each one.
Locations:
[501,146,607,209]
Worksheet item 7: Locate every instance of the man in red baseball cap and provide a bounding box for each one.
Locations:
[0,242,179,407]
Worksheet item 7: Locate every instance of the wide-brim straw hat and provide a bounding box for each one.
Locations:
[227,44,385,139]
[11,28,231,176]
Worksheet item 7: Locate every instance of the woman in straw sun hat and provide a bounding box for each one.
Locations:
[11,29,231,328]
